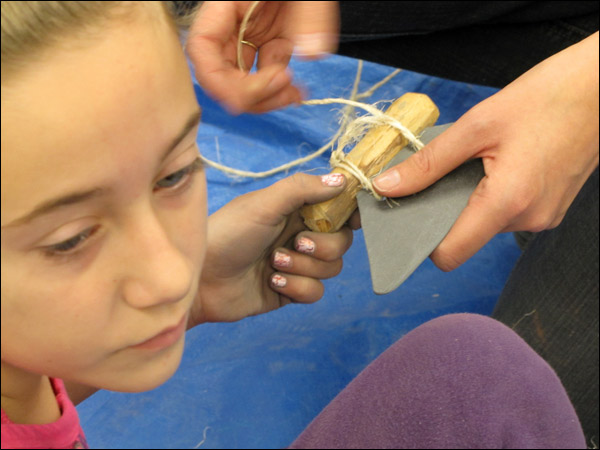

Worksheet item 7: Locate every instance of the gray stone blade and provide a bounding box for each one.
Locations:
[357,123,485,294]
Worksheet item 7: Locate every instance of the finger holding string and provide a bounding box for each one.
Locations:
[188,1,298,114]
[238,38,302,114]
[236,3,302,113]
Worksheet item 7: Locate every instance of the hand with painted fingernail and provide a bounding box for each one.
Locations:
[268,224,352,304]
[186,1,339,114]
[191,173,353,325]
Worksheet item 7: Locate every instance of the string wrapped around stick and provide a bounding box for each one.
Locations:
[301,94,438,232]
[201,0,439,232]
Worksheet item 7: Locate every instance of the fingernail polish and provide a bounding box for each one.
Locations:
[296,237,315,254]
[373,170,401,192]
[271,274,287,288]
[274,251,292,268]
[321,173,345,187]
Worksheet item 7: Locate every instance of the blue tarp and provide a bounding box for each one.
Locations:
[77,54,521,449]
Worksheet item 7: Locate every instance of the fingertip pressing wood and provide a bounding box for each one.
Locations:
[300,93,440,233]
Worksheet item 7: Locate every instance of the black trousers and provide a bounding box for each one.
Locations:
[337,1,599,442]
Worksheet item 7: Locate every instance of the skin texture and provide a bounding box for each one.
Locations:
[188,1,598,271]
[187,1,339,114]
[1,2,352,423]
[373,32,599,271]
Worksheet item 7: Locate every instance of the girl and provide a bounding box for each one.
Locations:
[1,2,352,447]
[1,2,587,448]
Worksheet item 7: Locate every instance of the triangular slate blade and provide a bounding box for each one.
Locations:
[357,123,485,294]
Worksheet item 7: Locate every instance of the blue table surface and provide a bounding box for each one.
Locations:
[77,54,521,449]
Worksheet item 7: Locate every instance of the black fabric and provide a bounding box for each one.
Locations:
[493,169,599,445]
[339,1,598,35]
[338,1,599,87]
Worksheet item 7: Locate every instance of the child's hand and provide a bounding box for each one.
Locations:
[189,173,354,325]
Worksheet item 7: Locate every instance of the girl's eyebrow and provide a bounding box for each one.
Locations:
[3,188,109,229]
[1,109,202,229]
[159,108,202,163]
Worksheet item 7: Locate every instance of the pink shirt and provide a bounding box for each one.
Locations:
[1,378,88,449]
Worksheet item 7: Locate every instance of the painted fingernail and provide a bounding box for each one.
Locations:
[373,170,401,192]
[271,274,287,288]
[274,251,292,268]
[296,237,315,254]
[321,173,345,187]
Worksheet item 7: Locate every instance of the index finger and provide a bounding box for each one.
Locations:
[373,110,487,197]
[431,177,508,272]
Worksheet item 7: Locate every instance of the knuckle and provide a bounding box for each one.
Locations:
[460,102,501,148]
[411,145,436,176]
[327,259,343,278]
[463,102,497,135]
[523,214,554,233]
[342,227,354,251]
[549,211,567,229]
[505,195,532,218]
[275,173,310,195]
[309,281,325,302]
[503,185,538,218]
[432,248,464,272]
[289,172,311,188]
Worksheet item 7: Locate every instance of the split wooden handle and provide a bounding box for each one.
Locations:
[300,92,440,233]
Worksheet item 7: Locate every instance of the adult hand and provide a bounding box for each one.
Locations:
[189,173,354,326]
[186,1,339,114]
[373,32,599,272]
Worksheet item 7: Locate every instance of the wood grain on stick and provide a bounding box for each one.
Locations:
[300,93,439,233]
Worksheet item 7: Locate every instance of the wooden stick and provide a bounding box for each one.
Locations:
[300,93,439,233]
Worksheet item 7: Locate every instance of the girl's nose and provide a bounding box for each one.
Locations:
[120,213,194,310]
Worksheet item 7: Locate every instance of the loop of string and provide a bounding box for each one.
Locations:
[201,0,424,201]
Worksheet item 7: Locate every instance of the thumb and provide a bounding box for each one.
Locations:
[267,173,346,218]
[288,1,339,58]
[372,120,482,197]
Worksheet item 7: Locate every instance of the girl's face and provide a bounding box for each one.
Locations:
[1,5,207,392]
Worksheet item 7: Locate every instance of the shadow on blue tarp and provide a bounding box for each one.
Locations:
[77,54,520,449]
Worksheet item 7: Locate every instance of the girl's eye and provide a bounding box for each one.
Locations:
[40,158,203,261]
[155,157,203,191]
[43,225,99,257]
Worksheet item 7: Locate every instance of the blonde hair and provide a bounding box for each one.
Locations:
[1,1,200,85]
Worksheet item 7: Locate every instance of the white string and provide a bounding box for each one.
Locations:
[199,64,407,180]
[201,0,423,201]
[236,1,261,72]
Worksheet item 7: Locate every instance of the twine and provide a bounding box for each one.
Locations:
[201,0,424,201]
[236,0,261,72]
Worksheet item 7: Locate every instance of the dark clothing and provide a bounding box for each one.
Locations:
[493,168,599,443]
[338,1,599,87]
